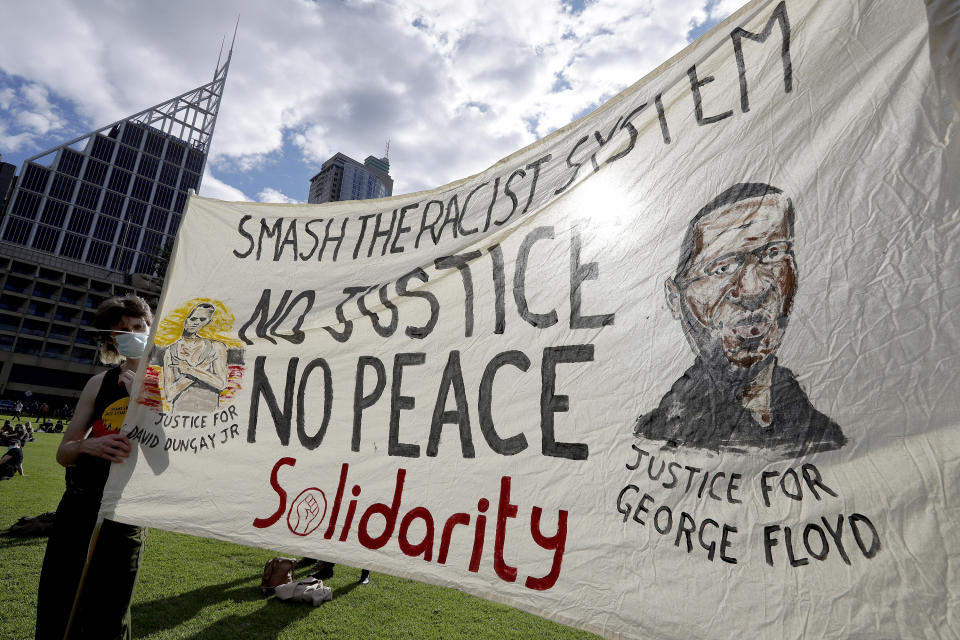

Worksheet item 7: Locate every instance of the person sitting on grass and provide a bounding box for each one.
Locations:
[0,438,24,479]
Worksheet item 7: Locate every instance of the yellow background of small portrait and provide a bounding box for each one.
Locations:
[153,298,244,348]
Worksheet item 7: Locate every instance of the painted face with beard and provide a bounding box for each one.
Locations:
[665,193,796,376]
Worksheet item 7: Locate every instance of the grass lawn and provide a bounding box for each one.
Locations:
[0,421,599,640]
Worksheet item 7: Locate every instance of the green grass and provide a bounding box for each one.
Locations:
[0,419,599,640]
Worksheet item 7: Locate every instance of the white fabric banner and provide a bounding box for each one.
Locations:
[104,0,960,637]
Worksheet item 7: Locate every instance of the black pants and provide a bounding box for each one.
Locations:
[36,464,145,640]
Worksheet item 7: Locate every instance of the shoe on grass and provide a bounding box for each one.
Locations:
[310,562,335,581]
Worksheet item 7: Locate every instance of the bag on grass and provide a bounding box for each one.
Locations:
[274,577,333,606]
[4,512,56,537]
[260,556,297,594]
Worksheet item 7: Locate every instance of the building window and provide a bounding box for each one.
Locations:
[173,191,188,213]
[179,170,199,192]
[137,155,159,179]
[185,148,204,173]
[111,249,134,272]
[27,300,53,317]
[82,159,108,185]
[164,140,185,165]
[86,241,110,267]
[58,289,82,306]
[135,253,155,274]
[10,191,42,219]
[49,174,77,201]
[14,338,43,357]
[40,200,68,227]
[119,223,141,249]
[90,135,116,162]
[126,200,147,225]
[144,130,165,157]
[152,185,173,209]
[108,169,132,195]
[121,123,144,148]
[75,183,101,210]
[131,176,152,202]
[21,164,51,193]
[146,208,167,232]
[70,346,96,364]
[68,208,95,234]
[93,216,118,242]
[59,233,86,260]
[141,230,163,254]
[21,318,48,336]
[0,295,26,313]
[159,162,179,187]
[31,225,61,252]
[58,149,84,177]
[115,145,138,171]
[2,217,32,244]
[43,343,69,358]
[100,192,124,217]
[56,308,80,325]
[0,313,18,332]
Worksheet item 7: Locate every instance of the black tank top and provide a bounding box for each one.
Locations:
[65,367,129,496]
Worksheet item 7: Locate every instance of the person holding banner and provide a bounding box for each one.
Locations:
[36,294,153,640]
[634,183,846,458]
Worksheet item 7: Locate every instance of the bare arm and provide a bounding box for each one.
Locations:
[56,373,131,467]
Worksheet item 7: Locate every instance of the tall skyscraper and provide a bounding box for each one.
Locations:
[307,152,393,204]
[0,48,232,403]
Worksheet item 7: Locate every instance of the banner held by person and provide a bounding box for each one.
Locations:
[102,0,960,637]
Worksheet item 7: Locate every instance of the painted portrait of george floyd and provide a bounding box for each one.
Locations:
[634,183,847,459]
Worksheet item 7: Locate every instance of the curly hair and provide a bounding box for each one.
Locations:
[93,294,153,365]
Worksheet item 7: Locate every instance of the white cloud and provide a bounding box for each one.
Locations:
[0,81,69,150]
[14,111,57,134]
[0,88,14,110]
[0,125,34,152]
[0,0,724,196]
[709,0,746,22]
[0,82,67,142]
[199,169,250,201]
[257,187,299,204]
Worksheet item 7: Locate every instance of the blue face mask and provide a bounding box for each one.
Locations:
[114,331,150,358]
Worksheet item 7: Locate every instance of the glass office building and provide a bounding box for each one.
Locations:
[307,152,393,204]
[0,51,232,403]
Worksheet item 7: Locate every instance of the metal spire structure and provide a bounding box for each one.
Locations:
[1,44,234,275]
[0,40,236,400]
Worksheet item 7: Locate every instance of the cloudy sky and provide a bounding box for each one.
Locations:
[0,0,742,204]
